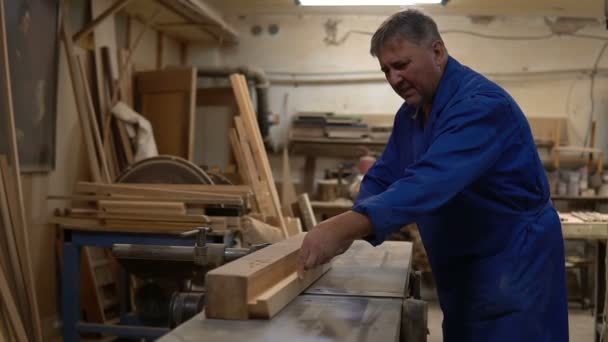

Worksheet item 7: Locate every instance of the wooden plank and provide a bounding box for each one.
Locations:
[229,128,251,186]
[0,264,28,342]
[48,194,242,206]
[230,74,287,237]
[50,216,231,235]
[96,212,211,224]
[76,181,243,202]
[284,217,303,237]
[116,183,252,195]
[297,193,317,231]
[118,49,134,107]
[0,309,9,342]
[205,233,328,320]
[60,16,103,182]
[98,199,187,215]
[101,47,134,168]
[234,118,273,217]
[281,147,296,217]
[0,0,42,337]
[91,0,120,121]
[0,162,28,323]
[77,55,112,183]
[240,216,284,246]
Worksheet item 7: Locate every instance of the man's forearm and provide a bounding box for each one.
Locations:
[318,210,374,242]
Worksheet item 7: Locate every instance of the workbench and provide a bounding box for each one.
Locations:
[158,240,426,342]
[560,212,608,342]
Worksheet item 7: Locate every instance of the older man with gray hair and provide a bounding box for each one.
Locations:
[297,9,568,341]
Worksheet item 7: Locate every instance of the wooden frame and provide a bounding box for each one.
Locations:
[135,67,197,160]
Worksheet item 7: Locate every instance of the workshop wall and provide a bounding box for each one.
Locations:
[19,2,182,338]
[189,13,608,185]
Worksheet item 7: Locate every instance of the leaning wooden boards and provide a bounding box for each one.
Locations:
[205,233,329,320]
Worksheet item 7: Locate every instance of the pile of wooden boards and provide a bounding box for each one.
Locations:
[206,233,329,320]
[51,181,253,234]
[0,0,43,339]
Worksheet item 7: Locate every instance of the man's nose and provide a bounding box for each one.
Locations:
[387,69,403,85]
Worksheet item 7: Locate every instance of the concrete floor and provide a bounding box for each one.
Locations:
[425,300,595,341]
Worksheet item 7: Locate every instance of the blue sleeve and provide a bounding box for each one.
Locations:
[352,94,518,245]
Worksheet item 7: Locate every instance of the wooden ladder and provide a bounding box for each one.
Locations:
[82,247,120,324]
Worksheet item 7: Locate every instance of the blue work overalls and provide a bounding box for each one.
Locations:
[353,56,569,341]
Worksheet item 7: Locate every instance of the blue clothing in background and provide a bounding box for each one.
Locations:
[353,56,568,341]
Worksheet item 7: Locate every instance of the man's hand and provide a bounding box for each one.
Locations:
[296,210,373,279]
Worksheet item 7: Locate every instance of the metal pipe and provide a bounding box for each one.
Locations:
[112,244,194,261]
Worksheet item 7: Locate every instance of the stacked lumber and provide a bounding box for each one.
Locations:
[0,0,43,339]
[51,182,252,234]
[205,233,329,320]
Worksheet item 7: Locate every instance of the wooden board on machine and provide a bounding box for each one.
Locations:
[205,233,329,320]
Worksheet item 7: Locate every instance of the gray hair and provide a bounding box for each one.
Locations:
[370,9,443,57]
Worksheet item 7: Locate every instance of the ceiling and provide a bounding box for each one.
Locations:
[204,0,605,18]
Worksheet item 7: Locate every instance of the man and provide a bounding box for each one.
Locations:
[297,9,568,341]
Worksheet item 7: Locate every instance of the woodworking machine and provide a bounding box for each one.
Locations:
[112,227,269,327]
[155,240,427,342]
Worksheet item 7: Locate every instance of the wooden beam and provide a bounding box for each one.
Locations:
[72,0,133,43]
[205,233,329,320]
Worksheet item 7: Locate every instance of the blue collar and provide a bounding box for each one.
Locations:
[404,56,464,121]
[429,56,464,120]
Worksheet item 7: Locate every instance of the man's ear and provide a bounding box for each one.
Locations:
[431,40,446,66]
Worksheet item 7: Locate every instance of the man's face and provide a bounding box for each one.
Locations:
[378,37,445,108]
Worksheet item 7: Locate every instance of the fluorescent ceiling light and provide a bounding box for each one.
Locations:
[297,0,442,5]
